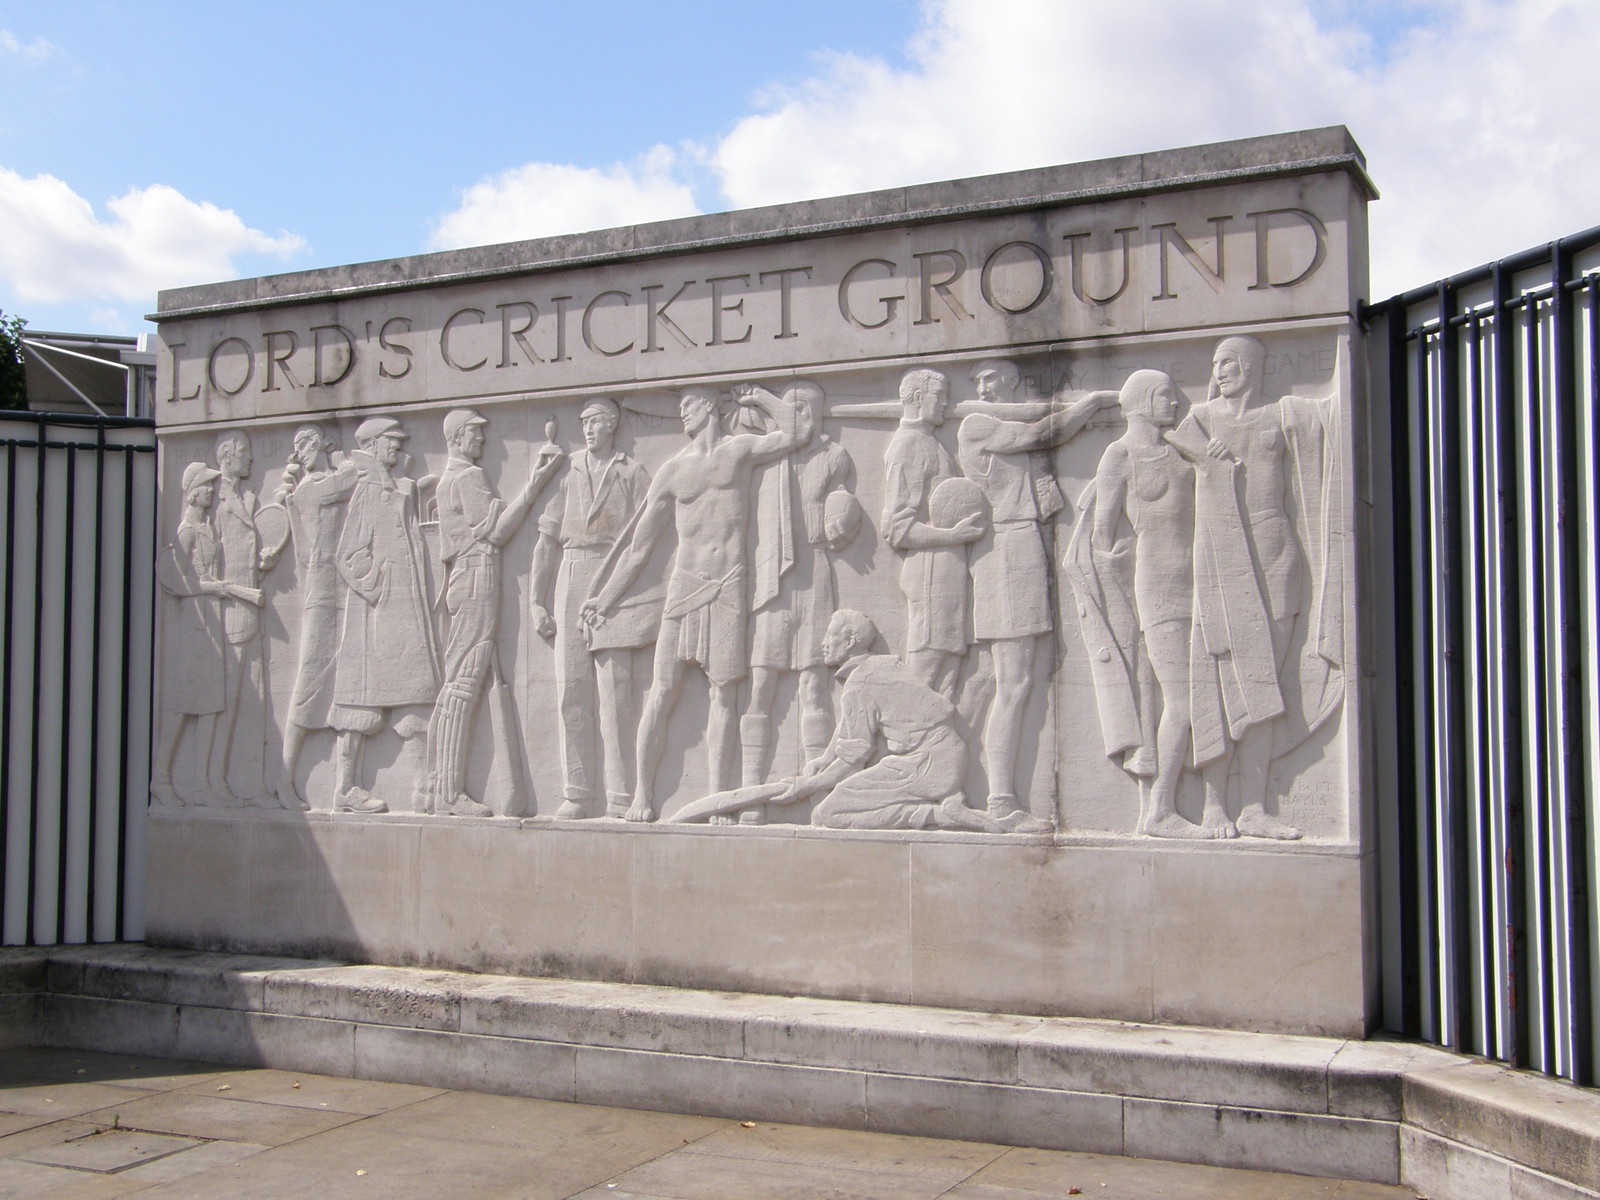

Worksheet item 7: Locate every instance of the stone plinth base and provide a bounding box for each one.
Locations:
[146,808,1370,1037]
[3,946,1596,1200]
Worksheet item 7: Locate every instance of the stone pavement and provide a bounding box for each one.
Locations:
[0,1048,1421,1200]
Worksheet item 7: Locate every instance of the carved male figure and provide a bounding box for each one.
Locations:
[152,463,260,806]
[771,610,1005,833]
[881,368,984,697]
[531,398,653,819]
[210,430,282,806]
[957,359,1112,830]
[1165,335,1343,839]
[273,426,357,811]
[328,416,440,814]
[582,382,801,821]
[1068,370,1218,838]
[745,380,858,787]
[425,409,564,817]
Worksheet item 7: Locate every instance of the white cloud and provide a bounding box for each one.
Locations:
[0,30,59,58]
[423,1,1599,297]
[0,171,306,305]
[428,146,700,251]
[702,0,1600,298]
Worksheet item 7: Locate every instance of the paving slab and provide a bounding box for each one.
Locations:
[71,1089,364,1146]
[17,1129,202,1173]
[169,1067,443,1115]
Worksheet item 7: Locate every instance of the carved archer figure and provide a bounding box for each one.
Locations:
[582,382,801,821]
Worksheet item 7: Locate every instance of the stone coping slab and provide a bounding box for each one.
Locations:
[152,127,1373,319]
[5,945,1596,1199]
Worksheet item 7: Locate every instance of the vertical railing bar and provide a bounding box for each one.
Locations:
[55,444,78,944]
[1389,300,1423,1038]
[114,440,138,942]
[0,436,16,938]
[1494,264,1532,1068]
[1583,274,1600,1085]
[1416,313,1443,1041]
[1438,280,1475,1048]
[26,422,48,945]
[1524,302,1557,1072]
[1551,240,1594,1083]
[1466,310,1496,1056]
[86,425,107,942]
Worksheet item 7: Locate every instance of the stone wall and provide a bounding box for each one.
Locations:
[146,127,1379,1035]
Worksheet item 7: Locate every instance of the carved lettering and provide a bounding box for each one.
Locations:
[1247,207,1329,291]
[263,330,299,392]
[979,241,1053,315]
[549,296,573,363]
[377,317,413,380]
[1152,217,1229,300]
[440,307,488,372]
[641,281,699,354]
[1063,227,1136,305]
[310,324,356,387]
[206,337,254,396]
[166,343,201,401]
[705,274,753,346]
[758,266,811,340]
[582,290,634,357]
[496,301,542,368]
[838,258,901,329]
[912,250,970,325]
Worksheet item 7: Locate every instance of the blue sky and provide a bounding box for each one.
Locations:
[2,0,1596,334]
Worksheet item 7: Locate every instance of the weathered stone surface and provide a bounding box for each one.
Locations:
[144,127,1376,1039]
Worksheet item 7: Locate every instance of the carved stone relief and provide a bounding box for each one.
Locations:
[151,332,1349,841]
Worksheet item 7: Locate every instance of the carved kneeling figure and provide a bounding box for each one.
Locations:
[670,611,1046,833]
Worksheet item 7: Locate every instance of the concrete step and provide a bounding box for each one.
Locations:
[4,944,1596,1200]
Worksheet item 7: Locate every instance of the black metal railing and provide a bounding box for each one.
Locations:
[0,410,156,946]
[1368,226,1600,1085]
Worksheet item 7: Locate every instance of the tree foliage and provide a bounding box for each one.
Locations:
[0,308,26,410]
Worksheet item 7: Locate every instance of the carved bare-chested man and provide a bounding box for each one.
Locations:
[582,383,801,821]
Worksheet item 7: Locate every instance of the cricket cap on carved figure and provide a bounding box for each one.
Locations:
[442,409,487,443]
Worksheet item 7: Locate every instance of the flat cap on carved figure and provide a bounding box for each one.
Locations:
[355,415,407,444]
